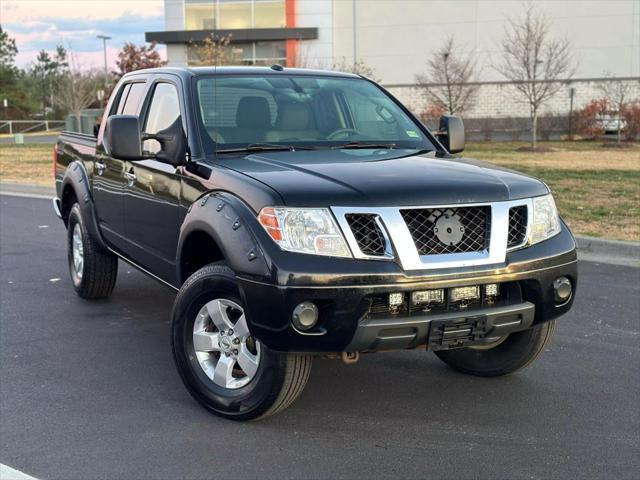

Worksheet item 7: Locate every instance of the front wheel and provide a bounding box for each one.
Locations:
[434,320,556,377]
[171,264,312,421]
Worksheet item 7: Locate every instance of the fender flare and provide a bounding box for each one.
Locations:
[176,192,272,285]
[60,161,109,252]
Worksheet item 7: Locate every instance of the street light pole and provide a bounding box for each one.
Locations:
[97,35,112,108]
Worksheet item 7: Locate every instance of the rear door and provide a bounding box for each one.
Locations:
[94,81,147,248]
[122,79,185,282]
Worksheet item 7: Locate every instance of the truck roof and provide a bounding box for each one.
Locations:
[122,66,361,81]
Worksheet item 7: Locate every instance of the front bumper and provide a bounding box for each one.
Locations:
[238,222,578,353]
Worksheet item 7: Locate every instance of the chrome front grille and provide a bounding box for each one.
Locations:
[345,214,386,256]
[400,206,491,255]
[507,205,528,248]
[333,199,531,271]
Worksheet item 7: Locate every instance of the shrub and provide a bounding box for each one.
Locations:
[622,102,640,141]
[573,99,608,138]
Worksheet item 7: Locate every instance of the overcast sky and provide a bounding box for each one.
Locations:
[1,0,166,69]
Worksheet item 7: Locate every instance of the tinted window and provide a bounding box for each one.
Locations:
[115,84,131,114]
[195,75,434,154]
[143,83,181,153]
[122,83,146,115]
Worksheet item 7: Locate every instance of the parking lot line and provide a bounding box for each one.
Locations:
[0,464,39,480]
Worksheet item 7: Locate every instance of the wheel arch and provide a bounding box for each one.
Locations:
[60,161,109,251]
[176,192,271,286]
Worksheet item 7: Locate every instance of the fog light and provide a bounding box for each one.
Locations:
[484,283,499,297]
[292,301,319,331]
[388,292,404,307]
[451,285,480,302]
[411,289,444,305]
[553,277,572,303]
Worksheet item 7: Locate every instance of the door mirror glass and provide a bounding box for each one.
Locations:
[143,117,186,166]
[437,115,465,154]
[143,82,185,165]
[106,115,142,160]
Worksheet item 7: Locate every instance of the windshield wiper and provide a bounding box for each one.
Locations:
[331,142,397,150]
[216,143,317,154]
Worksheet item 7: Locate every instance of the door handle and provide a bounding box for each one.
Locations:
[125,170,137,186]
[95,162,106,175]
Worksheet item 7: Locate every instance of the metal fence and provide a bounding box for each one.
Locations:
[0,120,65,135]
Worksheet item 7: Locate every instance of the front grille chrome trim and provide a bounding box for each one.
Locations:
[333,199,533,271]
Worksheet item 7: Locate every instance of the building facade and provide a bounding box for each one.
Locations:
[146,0,640,118]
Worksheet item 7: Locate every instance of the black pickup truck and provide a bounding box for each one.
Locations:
[53,66,577,420]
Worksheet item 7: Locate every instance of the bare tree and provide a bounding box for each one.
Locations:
[496,4,574,149]
[415,37,479,115]
[598,73,634,143]
[189,34,241,66]
[332,57,380,83]
[54,55,102,131]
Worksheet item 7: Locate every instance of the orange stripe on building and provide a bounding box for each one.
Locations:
[285,0,298,66]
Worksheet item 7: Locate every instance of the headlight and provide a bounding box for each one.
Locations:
[530,194,561,245]
[258,207,351,257]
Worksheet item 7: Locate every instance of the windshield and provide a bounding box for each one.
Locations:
[194,74,436,154]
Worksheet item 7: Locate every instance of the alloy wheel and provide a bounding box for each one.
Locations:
[192,298,261,389]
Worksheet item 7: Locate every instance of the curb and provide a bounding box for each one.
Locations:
[575,235,640,267]
[0,182,55,198]
[1,181,638,266]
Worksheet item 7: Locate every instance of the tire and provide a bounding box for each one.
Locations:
[171,264,312,421]
[67,203,118,299]
[434,320,556,377]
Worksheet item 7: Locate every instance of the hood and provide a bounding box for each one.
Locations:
[217,149,548,207]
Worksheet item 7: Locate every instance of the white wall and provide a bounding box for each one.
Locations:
[329,0,640,85]
[296,0,334,68]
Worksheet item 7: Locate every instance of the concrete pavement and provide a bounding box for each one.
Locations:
[1,195,638,479]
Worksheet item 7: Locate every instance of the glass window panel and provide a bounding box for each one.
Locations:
[254,41,286,60]
[219,1,252,29]
[122,83,146,116]
[254,1,286,28]
[115,84,131,114]
[195,75,436,153]
[185,3,216,30]
[143,83,181,153]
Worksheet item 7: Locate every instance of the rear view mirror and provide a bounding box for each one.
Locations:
[437,115,465,154]
[106,115,142,160]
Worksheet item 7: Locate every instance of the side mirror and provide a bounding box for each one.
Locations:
[105,115,142,160]
[436,115,465,154]
[143,117,186,166]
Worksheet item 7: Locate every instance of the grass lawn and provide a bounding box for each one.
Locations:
[464,141,640,241]
[0,144,54,186]
[1,140,638,241]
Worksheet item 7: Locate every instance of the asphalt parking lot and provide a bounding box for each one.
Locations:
[1,195,639,480]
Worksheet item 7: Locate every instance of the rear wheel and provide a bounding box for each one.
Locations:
[434,320,556,377]
[67,203,118,299]
[171,264,312,420]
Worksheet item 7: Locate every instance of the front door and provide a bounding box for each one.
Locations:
[123,81,184,283]
[93,81,148,250]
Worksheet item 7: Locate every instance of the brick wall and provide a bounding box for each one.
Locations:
[386,78,640,119]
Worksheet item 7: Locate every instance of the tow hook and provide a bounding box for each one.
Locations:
[341,351,360,364]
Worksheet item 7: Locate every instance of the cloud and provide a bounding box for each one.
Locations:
[1,0,165,69]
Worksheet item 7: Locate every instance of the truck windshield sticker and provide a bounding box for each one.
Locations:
[406,130,420,138]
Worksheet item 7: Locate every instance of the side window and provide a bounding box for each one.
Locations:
[115,84,131,114]
[143,83,181,153]
[122,83,147,115]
